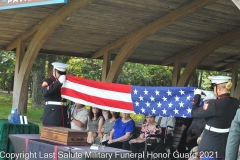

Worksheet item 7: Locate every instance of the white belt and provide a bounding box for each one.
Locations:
[205,124,229,133]
[45,101,67,106]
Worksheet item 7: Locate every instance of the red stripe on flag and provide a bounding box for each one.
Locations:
[61,88,134,111]
[66,75,131,93]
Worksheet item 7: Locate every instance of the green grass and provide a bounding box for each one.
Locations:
[0,93,13,118]
[0,93,145,132]
[0,92,44,131]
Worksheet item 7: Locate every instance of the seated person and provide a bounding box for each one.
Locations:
[106,113,135,149]
[157,116,176,146]
[101,111,120,143]
[102,110,109,120]
[70,103,89,131]
[86,107,104,143]
[129,115,161,160]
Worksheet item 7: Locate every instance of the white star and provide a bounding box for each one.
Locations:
[157,102,162,108]
[170,115,173,117]
[162,96,167,101]
[150,96,155,101]
[135,101,139,106]
[162,108,167,114]
[167,90,172,96]
[168,102,173,108]
[179,89,185,95]
[155,89,160,96]
[175,95,180,102]
[173,108,179,114]
[186,95,191,100]
[186,107,192,114]
[182,114,187,118]
[141,107,145,113]
[145,101,150,107]
[151,108,156,114]
[139,95,143,101]
[179,101,184,108]
[133,89,138,95]
[144,89,148,95]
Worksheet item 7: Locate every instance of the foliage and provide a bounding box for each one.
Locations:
[67,58,173,86]
[68,58,102,80]
[0,50,15,91]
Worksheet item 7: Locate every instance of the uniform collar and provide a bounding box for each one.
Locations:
[217,93,230,99]
[50,75,56,81]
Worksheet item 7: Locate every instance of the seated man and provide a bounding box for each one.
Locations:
[70,103,89,131]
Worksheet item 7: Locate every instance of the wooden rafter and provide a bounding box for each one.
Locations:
[105,0,216,82]
[217,61,239,72]
[19,0,91,75]
[161,45,201,66]
[101,51,111,81]
[177,27,240,86]
[172,60,181,86]
[92,0,216,59]
[6,22,42,51]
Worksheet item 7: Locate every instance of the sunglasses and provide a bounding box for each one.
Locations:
[92,107,98,109]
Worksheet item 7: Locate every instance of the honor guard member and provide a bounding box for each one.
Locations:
[191,76,239,160]
[42,62,69,127]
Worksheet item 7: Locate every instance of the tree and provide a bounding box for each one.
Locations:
[67,58,173,86]
[31,54,46,108]
[0,50,15,92]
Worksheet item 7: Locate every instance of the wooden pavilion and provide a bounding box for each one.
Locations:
[0,0,240,112]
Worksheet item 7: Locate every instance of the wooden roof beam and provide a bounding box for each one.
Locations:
[161,45,200,66]
[177,27,240,86]
[6,23,42,51]
[91,0,216,59]
[105,0,216,82]
[216,61,240,72]
[161,29,240,66]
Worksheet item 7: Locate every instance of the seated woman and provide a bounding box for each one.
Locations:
[86,107,104,144]
[129,115,161,160]
[101,111,120,143]
[107,113,135,149]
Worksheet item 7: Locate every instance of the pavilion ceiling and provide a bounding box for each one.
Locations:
[1,0,240,72]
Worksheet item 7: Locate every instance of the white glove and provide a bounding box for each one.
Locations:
[194,89,201,95]
[202,90,216,102]
[58,75,66,84]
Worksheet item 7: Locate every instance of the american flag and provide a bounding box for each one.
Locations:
[132,86,195,118]
[61,75,196,118]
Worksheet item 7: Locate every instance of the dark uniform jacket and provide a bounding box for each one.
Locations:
[42,75,68,127]
[191,93,239,157]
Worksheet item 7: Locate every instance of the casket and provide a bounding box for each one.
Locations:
[40,127,89,146]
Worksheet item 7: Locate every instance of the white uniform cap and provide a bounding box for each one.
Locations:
[208,76,231,84]
[52,62,69,72]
